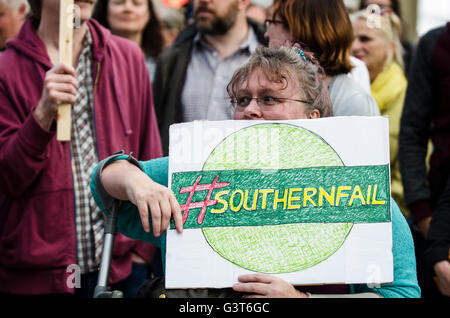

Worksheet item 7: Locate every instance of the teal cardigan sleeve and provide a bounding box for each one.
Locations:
[91,158,421,297]
[349,199,421,298]
[90,155,170,264]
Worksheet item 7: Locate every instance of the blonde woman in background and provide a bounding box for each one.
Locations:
[351,8,407,214]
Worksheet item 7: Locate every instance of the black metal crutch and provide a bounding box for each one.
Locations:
[92,151,138,298]
[93,200,123,298]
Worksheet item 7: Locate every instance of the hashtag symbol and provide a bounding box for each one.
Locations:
[179,175,230,225]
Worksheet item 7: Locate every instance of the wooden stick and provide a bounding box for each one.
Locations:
[57,0,74,141]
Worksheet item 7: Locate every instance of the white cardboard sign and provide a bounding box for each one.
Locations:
[166,117,393,289]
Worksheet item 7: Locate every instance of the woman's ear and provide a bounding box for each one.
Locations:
[308,109,321,119]
[18,3,28,20]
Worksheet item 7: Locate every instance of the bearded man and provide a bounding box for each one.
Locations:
[0,0,162,296]
[152,0,267,155]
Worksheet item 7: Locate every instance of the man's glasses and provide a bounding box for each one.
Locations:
[231,95,310,109]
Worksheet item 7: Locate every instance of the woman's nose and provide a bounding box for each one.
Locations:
[243,99,263,119]
[123,0,133,10]
[352,39,362,53]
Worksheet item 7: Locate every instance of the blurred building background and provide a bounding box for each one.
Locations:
[416,0,450,37]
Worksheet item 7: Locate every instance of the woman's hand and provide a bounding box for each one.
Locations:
[232,274,309,298]
[101,160,183,237]
[125,169,182,236]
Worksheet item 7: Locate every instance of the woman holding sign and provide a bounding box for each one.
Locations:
[91,46,420,298]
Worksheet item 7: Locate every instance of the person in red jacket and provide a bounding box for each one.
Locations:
[0,0,162,297]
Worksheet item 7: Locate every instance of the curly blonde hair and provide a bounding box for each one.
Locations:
[227,46,333,118]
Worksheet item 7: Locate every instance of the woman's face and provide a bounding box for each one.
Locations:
[264,15,292,48]
[107,0,150,36]
[233,68,320,121]
[352,18,390,78]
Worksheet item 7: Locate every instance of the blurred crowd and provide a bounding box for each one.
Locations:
[0,0,449,299]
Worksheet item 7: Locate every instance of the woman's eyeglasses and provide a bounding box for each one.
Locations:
[264,19,287,30]
[231,95,310,109]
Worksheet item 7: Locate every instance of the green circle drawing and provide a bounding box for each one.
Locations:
[202,123,353,274]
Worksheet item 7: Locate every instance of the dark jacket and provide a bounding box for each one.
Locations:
[399,23,450,224]
[0,19,162,294]
[426,176,450,268]
[152,19,267,155]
